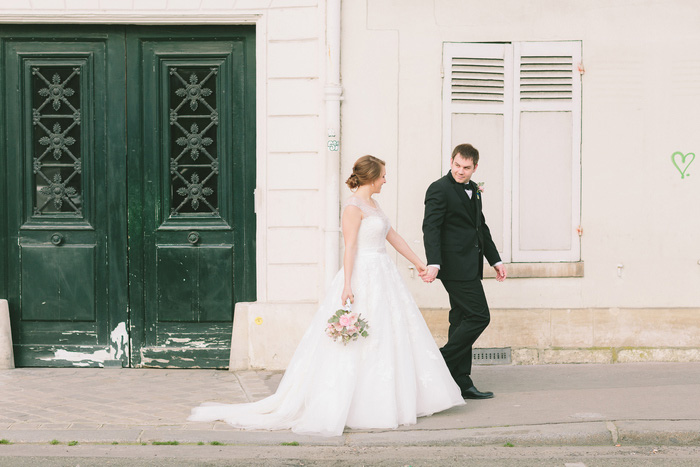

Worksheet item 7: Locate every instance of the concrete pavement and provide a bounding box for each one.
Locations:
[1,362,699,447]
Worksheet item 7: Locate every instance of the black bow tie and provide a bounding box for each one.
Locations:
[463,183,473,190]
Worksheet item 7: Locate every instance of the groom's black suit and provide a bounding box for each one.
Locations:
[423,171,501,391]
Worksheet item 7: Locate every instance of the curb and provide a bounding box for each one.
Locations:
[2,420,699,447]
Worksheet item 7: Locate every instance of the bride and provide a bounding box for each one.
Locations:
[189,155,464,437]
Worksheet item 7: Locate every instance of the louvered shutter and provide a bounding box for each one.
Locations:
[442,41,582,264]
[512,41,581,262]
[442,42,513,262]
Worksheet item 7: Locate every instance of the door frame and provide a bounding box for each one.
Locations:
[126,26,257,367]
[0,11,264,289]
[0,26,129,367]
[0,24,256,368]
[0,40,6,303]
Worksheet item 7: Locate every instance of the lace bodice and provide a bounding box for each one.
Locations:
[344,197,391,253]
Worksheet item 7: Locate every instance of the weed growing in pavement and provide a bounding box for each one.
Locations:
[50,440,60,445]
[281,441,300,446]
[198,442,205,445]
[152,441,179,445]
[112,441,119,445]
[504,442,514,447]
[0,439,10,444]
[68,441,78,446]
[210,441,223,445]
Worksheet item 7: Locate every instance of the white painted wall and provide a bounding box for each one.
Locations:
[341,0,700,312]
[4,0,700,368]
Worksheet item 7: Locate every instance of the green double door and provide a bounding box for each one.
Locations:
[0,26,256,368]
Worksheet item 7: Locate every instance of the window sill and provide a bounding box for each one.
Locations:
[484,261,583,278]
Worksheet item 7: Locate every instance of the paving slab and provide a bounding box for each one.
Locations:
[0,362,699,447]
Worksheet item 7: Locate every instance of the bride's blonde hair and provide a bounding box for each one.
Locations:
[346,155,385,190]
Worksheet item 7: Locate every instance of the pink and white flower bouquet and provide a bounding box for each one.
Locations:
[325,307,369,345]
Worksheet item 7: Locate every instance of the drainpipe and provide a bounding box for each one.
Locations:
[324,0,342,287]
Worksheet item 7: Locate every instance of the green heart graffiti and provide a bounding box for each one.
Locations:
[671,151,695,179]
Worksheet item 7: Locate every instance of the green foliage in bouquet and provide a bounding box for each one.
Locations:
[326,308,369,344]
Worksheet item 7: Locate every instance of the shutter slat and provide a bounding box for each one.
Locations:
[452,58,504,65]
[451,56,504,105]
[454,73,505,80]
[520,56,573,64]
[520,83,571,94]
[519,55,573,102]
[452,81,504,88]
[453,86,505,94]
[453,96,504,102]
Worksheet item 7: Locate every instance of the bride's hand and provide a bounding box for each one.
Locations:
[416,263,428,276]
[341,286,354,306]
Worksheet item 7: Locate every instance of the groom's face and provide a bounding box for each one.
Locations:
[450,154,478,184]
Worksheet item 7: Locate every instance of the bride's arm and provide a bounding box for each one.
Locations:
[341,205,362,305]
[386,227,427,273]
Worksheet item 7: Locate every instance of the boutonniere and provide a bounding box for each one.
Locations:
[476,182,484,199]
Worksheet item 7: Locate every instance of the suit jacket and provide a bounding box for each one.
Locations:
[422,171,501,281]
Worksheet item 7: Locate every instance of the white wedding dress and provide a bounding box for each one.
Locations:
[189,197,464,436]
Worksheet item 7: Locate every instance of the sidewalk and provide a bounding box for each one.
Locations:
[1,362,699,447]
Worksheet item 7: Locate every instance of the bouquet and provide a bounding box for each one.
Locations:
[325,307,369,345]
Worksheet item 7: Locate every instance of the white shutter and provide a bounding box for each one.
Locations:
[511,41,582,262]
[442,42,513,262]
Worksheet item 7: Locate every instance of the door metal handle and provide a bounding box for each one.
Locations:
[187,231,200,245]
[50,233,64,246]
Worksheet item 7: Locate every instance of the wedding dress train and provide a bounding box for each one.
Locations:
[189,197,464,436]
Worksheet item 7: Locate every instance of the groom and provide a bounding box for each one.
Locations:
[421,143,507,399]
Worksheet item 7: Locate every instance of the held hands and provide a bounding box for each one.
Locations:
[420,264,506,282]
[421,265,439,283]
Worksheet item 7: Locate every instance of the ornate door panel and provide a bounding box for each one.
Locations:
[2,28,129,367]
[1,26,254,368]
[127,29,256,368]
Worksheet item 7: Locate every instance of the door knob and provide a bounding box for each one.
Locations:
[187,231,200,245]
[50,233,64,246]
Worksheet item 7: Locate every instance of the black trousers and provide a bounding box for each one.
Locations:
[439,278,490,390]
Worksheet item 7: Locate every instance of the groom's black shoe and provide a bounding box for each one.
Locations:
[462,386,494,399]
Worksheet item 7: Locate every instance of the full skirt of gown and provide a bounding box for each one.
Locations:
[189,247,464,437]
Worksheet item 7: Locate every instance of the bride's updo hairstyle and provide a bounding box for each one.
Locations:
[345,155,386,190]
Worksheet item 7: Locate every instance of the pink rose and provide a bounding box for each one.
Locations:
[346,325,357,334]
[347,313,358,324]
[339,314,352,327]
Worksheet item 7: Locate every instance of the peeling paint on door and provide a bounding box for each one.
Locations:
[110,322,128,360]
[40,348,112,367]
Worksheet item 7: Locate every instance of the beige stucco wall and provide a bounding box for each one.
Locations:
[4,0,700,369]
[339,0,700,365]
[342,0,700,308]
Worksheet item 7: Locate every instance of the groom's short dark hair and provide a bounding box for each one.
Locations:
[451,144,479,165]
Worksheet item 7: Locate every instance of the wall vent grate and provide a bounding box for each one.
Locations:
[472,347,511,365]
